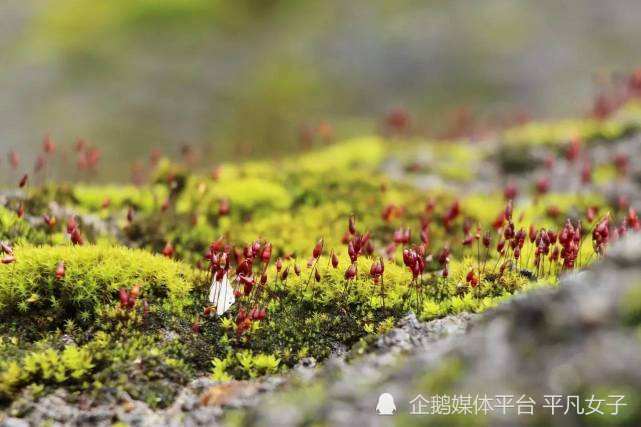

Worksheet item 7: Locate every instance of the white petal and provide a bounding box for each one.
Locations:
[208,273,235,315]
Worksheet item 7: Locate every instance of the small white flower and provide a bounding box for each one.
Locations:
[208,273,235,315]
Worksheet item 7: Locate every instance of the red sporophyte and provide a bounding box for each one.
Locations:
[17,204,24,218]
[54,260,65,279]
[8,150,20,169]
[425,197,436,213]
[402,248,425,279]
[161,198,170,212]
[67,216,78,234]
[299,124,314,147]
[535,176,550,195]
[43,134,55,154]
[344,263,357,280]
[546,205,561,219]
[381,204,402,222]
[281,266,289,281]
[618,195,629,211]
[420,224,430,246]
[503,182,518,200]
[312,238,324,259]
[118,288,129,308]
[465,270,474,283]
[441,264,449,278]
[1,242,13,256]
[294,264,301,276]
[1,255,16,264]
[462,218,473,235]
[613,153,629,176]
[236,317,252,336]
[275,258,283,272]
[492,211,506,230]
[544,153,556,170]
[505,200,514,221]
[443,200,460,231]
[348,215,357,235]
[557,220,581,269]
[250,306,267,321]
[385,242,397,259]
[191,317,202,334]
[630,68,641,94]
[437,246,450,265]
[260,243,272,263]
[580,161,592,185]
[218,199,230,216]
[593,216,610,255]
[503,222,515,240]
[148,148,162,167]
[331,251,339,268]
[586,206,598,223]
[74,138,86,152]
[626,208,640,231]
[393,227,411,245]
[239,274,255,295]
[346,229,371,263]
[129,161,145,186]
[341,231,351,244]
[70,227,84,245]
[528,225,537,243]
[315,269,321,282]
[592,94,617,120]
[482,232,491,248]
[43,214,56,229]
[252,240,262,257]
[18,174,28,188]
[465,269,479,287]
[318,121,334,143]
[462,233,474,246]
[162,242,175,258]
[34,155,46,173]
[566,137,581,162]
[369,260,383,281]
[384,107,411,135]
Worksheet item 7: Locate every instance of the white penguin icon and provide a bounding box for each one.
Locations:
[376,393,396,415]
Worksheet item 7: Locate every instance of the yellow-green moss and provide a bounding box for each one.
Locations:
[0,244,200,332]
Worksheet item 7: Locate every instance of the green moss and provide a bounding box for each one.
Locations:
[503,117,636,148]
[0,124,628,411]
[0,244,200,333]
[74,184,168,213]
[620,284,641,327]
[180,177,292,219]
[593,164,618,185]
[0,207,49,245]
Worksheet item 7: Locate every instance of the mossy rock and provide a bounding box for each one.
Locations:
[0,244,201,336]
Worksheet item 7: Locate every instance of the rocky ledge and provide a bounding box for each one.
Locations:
[3,235,641,426]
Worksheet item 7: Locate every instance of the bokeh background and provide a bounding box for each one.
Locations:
[2,0,641,180]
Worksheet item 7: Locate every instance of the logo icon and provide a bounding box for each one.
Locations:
[376,392,397,415]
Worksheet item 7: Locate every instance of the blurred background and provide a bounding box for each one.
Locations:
[1,0,641,180]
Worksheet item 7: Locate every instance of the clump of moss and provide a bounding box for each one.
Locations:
[0,207,50,246]
[0,244,201,335]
